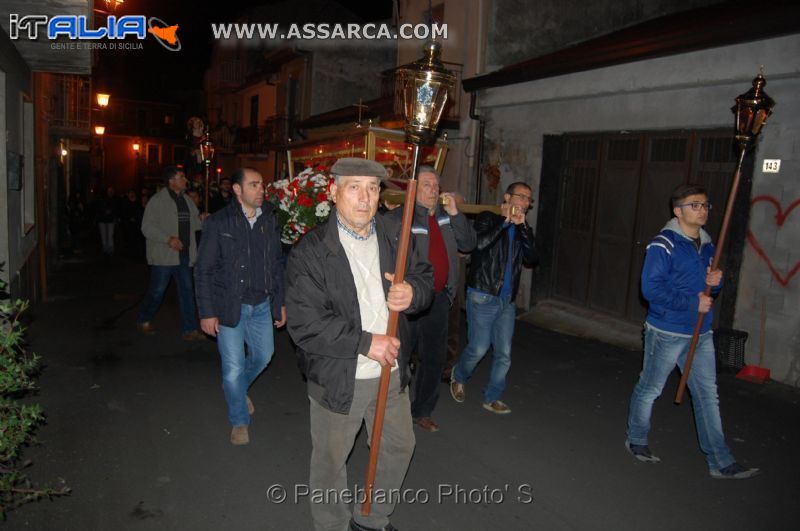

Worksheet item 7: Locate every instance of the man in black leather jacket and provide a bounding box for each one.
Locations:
[450,182,538,415]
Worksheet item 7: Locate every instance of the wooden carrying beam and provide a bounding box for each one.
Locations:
[380,189,501,215]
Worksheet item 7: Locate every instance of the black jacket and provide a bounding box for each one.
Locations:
[467,211,538,299]
[386,202,476,304]
[286,208,434,414]
[194,200,285,327]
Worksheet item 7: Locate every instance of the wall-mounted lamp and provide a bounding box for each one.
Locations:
[96,93,110,108]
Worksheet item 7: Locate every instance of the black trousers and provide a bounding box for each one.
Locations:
[408,291,450,418]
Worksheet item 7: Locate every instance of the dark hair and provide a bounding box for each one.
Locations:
[505,181,531,196]
[671,183,708,208]
[162,165,184,183]
[230,167,260,187]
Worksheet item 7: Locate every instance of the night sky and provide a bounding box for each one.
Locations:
[94,0,394,101]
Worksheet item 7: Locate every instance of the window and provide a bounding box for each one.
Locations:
[146,143,161,164]
[173,145,186,165]
[250,95,259,127]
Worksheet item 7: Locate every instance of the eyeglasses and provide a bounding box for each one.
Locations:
[509,192,533,204]
[677,201,712,211]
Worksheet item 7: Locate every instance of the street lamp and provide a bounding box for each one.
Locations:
[96,93,110,108]
[362,39,455,517]
[132,141,142,189]
[675,71,776,404]
[199,125,215,213]
[94,125,106,183]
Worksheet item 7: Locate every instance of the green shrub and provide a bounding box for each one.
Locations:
[0,272,69,518]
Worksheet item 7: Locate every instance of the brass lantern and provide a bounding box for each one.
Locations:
[199,126,215,166]
[733,71,776,151]
[396,41,456,144]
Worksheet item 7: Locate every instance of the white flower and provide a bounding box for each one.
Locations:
[315,201,331,218]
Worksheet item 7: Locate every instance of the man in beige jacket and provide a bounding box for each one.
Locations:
[136,165,205,340]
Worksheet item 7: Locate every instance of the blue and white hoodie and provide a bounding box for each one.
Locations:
[641,218,721,335]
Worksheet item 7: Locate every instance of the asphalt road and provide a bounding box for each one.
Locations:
[7,251,799,530]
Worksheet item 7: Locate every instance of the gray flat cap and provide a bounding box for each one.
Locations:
[330,158,387,180]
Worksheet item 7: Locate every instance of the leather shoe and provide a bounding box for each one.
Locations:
[230,425,249,445]
[136,321,156,335]
[182,330,207,341]
[413,416,440,432]
[349,519,397,531]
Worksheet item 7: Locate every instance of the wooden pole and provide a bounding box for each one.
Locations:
[361,144,420,516]
[675,148,746,404]
[203,163,210,214]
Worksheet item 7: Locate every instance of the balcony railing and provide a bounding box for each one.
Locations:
[50,74,91,130]
[380,61,463,121]
[216,115,290,154]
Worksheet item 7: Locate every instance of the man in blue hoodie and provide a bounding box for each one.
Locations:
[625,184,758,479]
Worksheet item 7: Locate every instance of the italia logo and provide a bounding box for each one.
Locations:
[8,14,181,52]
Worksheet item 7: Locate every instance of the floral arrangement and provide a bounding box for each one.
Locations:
[266,167,334,244]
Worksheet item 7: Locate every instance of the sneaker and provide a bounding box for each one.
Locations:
[230,425,249,445]
[182,330,207,341]
[413,416,440,432]
[625,439,661,463]
[246,395,255,416]
[482,400,511,414]
[450,379,465,403]
[710,462,760,480]
[136,321,156,335]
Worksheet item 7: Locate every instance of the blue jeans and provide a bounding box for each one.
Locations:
[627,323,735,471]
[218,301,274,427]
[137,264,198,333]
[98,222,115,255]
[453,290,516,404]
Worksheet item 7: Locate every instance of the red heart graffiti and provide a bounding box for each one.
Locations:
[746,195,800,287]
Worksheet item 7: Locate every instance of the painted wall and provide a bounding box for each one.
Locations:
[241,82,277,124]
[486,0,719,70]
[309,44,394,117]
[0,30,37,298]
[475,34,800,384]
[733,78,800,387]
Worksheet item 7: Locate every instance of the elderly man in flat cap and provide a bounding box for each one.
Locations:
[287,158,433,531]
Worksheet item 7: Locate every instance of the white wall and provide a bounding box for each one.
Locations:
[0,33,38,297]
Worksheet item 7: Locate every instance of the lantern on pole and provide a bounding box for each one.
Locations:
[675,70,775,404]
[361,40,455,516]
[199,126,215,214]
